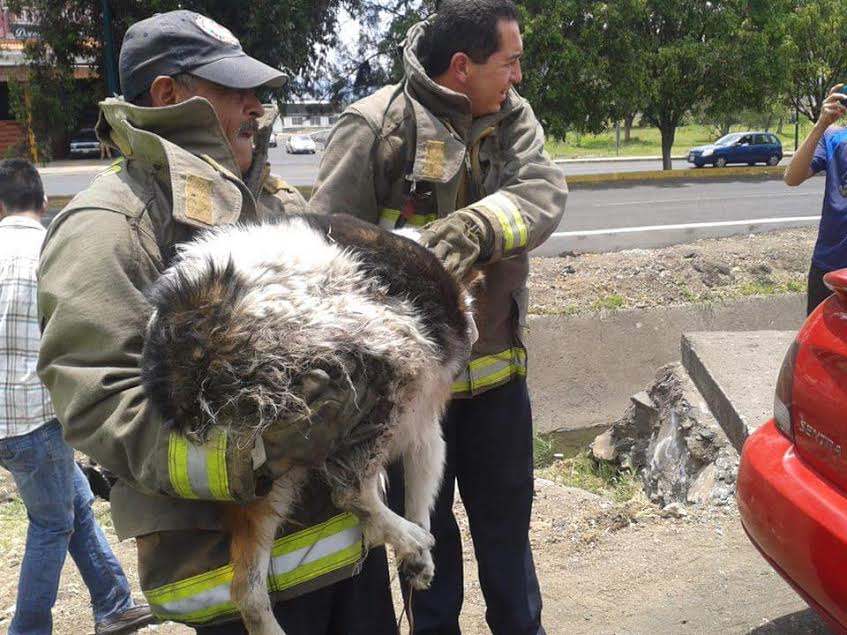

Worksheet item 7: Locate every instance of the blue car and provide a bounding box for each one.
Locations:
[687,132,783,168]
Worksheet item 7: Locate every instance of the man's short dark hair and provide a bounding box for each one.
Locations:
[0,159,44,214]
[420,0,519,78]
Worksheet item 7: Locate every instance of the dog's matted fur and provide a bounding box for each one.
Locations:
[141,213,476,635]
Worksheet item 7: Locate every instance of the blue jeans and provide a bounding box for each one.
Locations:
[0,419,134,635]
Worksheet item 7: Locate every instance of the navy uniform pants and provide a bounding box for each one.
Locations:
[390,377,544,635]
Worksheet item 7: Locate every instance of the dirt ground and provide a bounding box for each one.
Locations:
[527,227,814,316]
[0,471,828,635]
[0,228,828,635]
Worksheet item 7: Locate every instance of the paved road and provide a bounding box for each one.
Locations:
[41,153,816,254]
[537,173,824,255]
[40,152,786,193]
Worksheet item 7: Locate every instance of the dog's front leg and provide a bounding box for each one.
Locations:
[228,470,307,635]
[335,473,436,589]
[402,422,446,533]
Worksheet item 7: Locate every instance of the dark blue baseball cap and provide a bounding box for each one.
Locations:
[119,10,287,101]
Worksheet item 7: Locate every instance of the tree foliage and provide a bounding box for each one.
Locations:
[7,0,351,157]
[783,0,847,123]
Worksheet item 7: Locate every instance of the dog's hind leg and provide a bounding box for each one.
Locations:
[228,471,306,635]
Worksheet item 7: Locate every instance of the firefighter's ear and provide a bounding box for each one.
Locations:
[448,52,472,85]
[149,76,181,107]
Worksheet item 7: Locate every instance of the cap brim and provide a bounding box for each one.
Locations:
[190,54,288,90]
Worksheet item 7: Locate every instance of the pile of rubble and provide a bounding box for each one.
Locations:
[591,363,739,508]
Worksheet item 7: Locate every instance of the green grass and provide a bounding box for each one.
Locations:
[545,120,815,159]
[592,293,625,311]
[739,278,807,297]
[538,452,643,503]
[0,497,26,552]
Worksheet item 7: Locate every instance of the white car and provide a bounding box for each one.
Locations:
[285,134,317,154]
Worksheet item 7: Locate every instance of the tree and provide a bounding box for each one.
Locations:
[783,0,847,124]
[7,0,352,158]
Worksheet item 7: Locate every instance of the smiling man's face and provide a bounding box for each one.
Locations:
[465,19,523,117]
[174,77,264,174]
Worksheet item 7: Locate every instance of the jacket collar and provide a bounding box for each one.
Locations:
[402,20,520,185]
[96,97,249,229]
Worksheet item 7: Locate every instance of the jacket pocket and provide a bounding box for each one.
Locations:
[511,287,529,343]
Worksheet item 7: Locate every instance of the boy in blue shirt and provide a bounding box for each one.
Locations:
[785,83,847,314]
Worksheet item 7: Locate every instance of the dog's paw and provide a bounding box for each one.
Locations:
[399,548,435,590]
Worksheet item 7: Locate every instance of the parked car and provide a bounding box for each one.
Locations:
[285,134,317,154]
[687,132,782,168]
[738,269,847,635]
[268,133,278,148]
[68,128,102,159]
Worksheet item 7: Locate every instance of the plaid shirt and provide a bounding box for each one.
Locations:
[0,214,54,438]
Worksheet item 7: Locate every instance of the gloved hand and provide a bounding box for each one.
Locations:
[255,366,380,485]
[419,209,493,280]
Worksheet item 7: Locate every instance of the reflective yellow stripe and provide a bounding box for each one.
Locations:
[167,429,233,501]
[145,513,363,625]
[452,347,528,394]
[168,434,197,499]
[378,207,437,230]
[476,192,527,253]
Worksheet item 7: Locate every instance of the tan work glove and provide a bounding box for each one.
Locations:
[419,209,493,280]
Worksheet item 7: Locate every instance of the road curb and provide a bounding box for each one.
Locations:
[48,166,787,210]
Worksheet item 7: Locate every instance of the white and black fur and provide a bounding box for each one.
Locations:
[141,213,476,635]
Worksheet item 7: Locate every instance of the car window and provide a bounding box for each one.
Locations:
[770,135,780,145]
[73,130,98,142]
[715,133,742,146]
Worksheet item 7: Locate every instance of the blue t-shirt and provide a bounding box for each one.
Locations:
[812,126,847,271]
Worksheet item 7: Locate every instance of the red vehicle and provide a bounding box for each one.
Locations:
[738,270,847,635]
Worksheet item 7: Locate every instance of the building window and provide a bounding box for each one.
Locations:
[328,116,339,125]
[292,116,304,126]
[309,116,321,126]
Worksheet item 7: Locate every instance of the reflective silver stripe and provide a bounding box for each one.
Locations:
[186,440,214,499]
[268,526,362,588]
[147,514,363,625]
[155,581,231,618]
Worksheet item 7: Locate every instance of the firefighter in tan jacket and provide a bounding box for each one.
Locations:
[37,11,397,634]
[310,1,567,633]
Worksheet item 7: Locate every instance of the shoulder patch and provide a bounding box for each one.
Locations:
[420,140,446,181]
[185,175,214,225]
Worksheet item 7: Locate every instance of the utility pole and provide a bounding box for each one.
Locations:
[794,89,800,152]
[101,0,119,96]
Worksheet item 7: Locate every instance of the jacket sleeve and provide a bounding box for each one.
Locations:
[309,113,381,224]
[467,98,568,262]
[37,209,258,503]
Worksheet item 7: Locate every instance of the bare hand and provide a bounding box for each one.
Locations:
[818,84,847,129]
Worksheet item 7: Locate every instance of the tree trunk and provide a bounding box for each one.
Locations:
[777,116,785,135]
[721,119,732,136]
[764,113,773,132]
[624,112,635,142]
[660,124,676,171]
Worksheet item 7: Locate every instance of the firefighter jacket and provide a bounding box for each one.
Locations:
[310,20,568,397]
[37,97,364,627]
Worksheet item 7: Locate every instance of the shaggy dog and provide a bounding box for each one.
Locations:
[141,213,476,635]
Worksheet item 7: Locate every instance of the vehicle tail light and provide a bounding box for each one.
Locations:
[774,340,799,441]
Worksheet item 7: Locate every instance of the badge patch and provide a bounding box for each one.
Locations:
[185,175,214,225]
[420,140,445,181]
[195,15,240,46]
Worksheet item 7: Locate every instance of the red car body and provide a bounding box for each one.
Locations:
[738,270,847,635]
